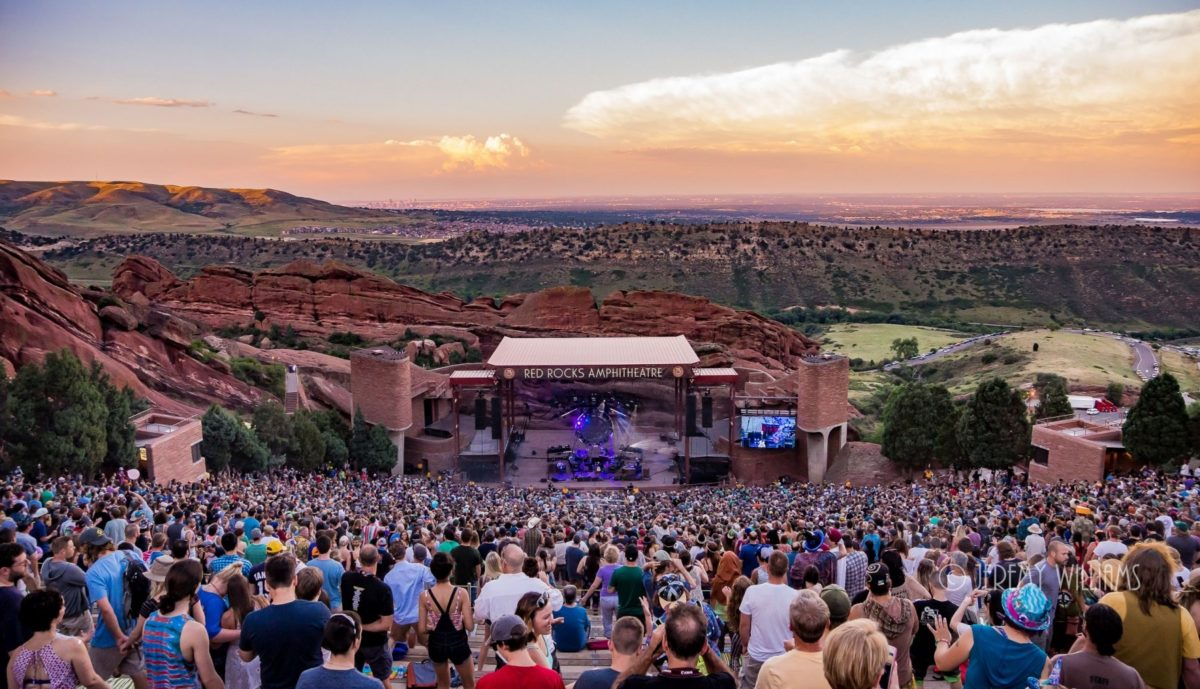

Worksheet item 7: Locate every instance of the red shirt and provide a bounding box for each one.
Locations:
[477,664,565,689]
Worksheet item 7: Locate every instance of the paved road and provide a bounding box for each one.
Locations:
[1130,339,1158,380]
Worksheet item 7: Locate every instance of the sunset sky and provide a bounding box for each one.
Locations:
[2,1,1198,201]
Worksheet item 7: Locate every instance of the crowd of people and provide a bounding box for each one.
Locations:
[0,464,1197,689]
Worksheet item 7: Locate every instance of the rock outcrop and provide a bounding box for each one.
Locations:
[112,257,819,370]
[1,240,268,413]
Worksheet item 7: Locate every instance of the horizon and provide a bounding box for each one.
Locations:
[2,1,1199,200]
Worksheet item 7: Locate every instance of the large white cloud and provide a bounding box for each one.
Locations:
[267,133,532,177]
[563,10,1200,152]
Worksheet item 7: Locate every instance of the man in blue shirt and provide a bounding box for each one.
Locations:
[552,585,591,653]
[307,534,345,610]
[209,532,252,577]
[81,527,147,689]
[738,533,760,577]
[383,542,434,646]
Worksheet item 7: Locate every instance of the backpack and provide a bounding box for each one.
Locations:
[120,551,151,626]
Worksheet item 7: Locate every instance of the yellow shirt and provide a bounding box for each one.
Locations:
[755,650,831,689]
[1099,591,1200,689]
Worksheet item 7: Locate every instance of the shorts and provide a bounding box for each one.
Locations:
[427,630,472,666]
[355,644,392,680]
[89,644,144,680]
[58,612,95,639]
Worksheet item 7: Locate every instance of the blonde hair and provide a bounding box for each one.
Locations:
[822,619,888,689]
[603,545,620,564]
[212,563,244,585]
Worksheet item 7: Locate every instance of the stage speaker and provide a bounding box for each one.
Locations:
[686,395,698,435]
[474,398,486,430]
[701,396,713,428]
[491,397,503,439]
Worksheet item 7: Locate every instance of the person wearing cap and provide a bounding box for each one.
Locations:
[40,536,92,640]
[248,540,285,597]
[818,586,851,630]
[1170,520,1199,570]
[477,615,564,689]
[80,525,148,689]
[756,590,832,689]
[738,552,799,689]
[930,585,1051,689]
[614,604,734,689]
[849,562,917,689]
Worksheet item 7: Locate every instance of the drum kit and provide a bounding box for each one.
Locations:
[545,393,645,481]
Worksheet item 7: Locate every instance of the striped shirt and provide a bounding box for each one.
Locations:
[144,612,198,689]
[210,553,252,576]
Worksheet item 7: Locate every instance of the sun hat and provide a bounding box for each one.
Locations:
[1000,584,1054,632]
[147,555,176,583]
[803,530,825,553]
[1027,524,1043,535]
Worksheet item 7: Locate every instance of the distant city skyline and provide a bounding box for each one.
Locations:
[2,1,1198,201]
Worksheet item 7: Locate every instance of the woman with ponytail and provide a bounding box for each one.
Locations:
[143,559,224,689]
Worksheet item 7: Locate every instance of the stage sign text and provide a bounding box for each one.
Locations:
[521,366,667,380]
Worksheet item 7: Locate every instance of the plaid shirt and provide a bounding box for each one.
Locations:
[843,551,868,598]
[209,554,251,577]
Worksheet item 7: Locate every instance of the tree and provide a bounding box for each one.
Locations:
[1037,375,1073,420]
[1106,382,1125,406]
[957,378,1031,469]
[289,411,326,472]
[201,405,269,473]
[881,384,961,470]
[1189,403,1200,457]
[350,408,396,474]
[91,364,136,471]
[323,432,349,468]
[252,401,295,466]
[3,350,108,476]
[890,337,919,362]
[1123,373,1189,465]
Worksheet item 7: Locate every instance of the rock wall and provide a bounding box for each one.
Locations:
[112,256,819,370]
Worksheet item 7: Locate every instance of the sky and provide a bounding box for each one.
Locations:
[2,1,1199,202]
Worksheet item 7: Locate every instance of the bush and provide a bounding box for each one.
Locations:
[328,331,366,347]
[981,353,998,365]
[1002,355,1021,365]
[230,358,286,398]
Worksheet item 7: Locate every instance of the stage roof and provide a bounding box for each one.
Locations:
[487,336,700,368]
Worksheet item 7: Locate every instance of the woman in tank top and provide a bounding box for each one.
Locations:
[143,558,224,689]
[418,552,476,689]
[5,590,108,689]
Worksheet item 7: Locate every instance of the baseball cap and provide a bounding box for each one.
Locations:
[79,527,112,547]
[489,615,529,645]
[266,540,284,555]
[819,585,852,624]
[866,562,891,594]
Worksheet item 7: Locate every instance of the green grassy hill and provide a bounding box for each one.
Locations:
[820,323,969,364]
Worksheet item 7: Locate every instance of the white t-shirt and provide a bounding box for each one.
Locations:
[739,582,799,662]
[1025,534,1046,558]
[474,573,563,623]
[906,548,929,574]
[1093,541,1128,560]
[946,574,974,606]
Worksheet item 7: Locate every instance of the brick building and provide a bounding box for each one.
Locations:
[133,411,206,484]
[1029,418,1128,484]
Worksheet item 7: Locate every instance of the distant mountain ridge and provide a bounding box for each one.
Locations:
[0,180,392,236]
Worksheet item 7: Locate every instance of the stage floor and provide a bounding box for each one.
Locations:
[503,426,726,489]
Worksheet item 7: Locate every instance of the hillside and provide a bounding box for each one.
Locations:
[0,180,397,237]
[39,222,1200,329]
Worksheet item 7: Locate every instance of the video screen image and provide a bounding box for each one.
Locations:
[739,415,797,449]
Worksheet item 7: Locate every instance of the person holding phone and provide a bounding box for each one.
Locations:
[930,585,1051,689]
[614,604,734,689]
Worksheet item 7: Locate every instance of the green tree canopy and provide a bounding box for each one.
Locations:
[289,411,327,472]
[1106,382,1125,407]
[881,383,962,469]
[252,400,295,466]
[350,408,396,474]
[1036,374,1073,419]
[91,364,137,471]
[201,405,269,473]
[890,337,920,361]
[1123,373,1189,465]
[3,350,108,476]
[957,377,1031,469]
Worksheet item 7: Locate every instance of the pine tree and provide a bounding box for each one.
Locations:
[1037,375,1074,419]
[350,408,395,474]
[4,350,108,476]
[881,383,960,469]
[1123,373,1189,465]
[252,400,295,466]
[200,405,237,473]
[90,364,137,471]
[289,411,326,472]
[957,378,1031,469]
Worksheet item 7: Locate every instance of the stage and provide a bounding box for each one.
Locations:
[454,416,731,488]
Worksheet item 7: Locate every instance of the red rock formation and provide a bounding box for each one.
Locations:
[1,241,267,413]
[112,256,819,370]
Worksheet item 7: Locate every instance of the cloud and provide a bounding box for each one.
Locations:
[0,114,107,131]
[563,10,1200,153]
[233,109,279,118]
[29,89,56,97]
[268,133,533,176]
[113,96,211,108]
[0,90,10,98]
